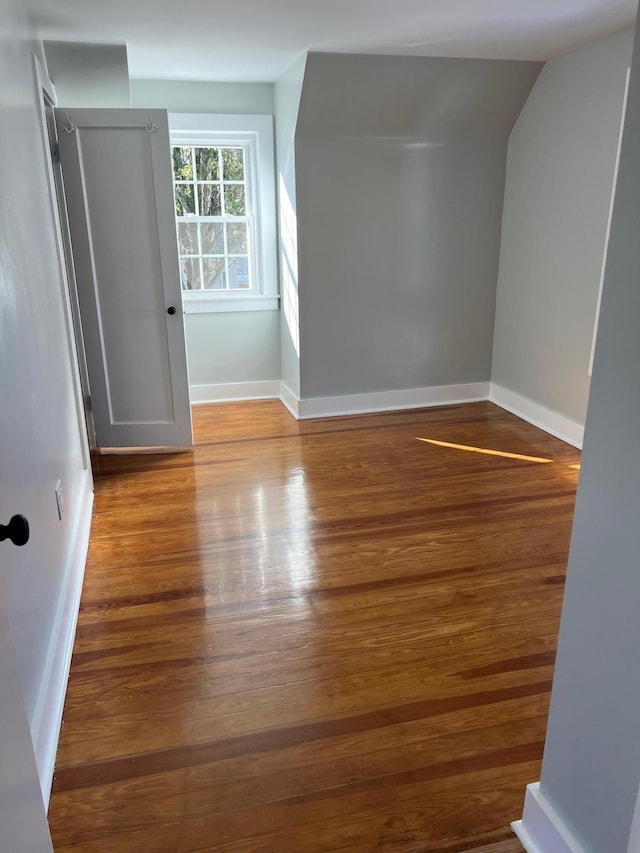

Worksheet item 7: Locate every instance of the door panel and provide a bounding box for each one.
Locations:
[55,109,193,448]
[78,127,175,424]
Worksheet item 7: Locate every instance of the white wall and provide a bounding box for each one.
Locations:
[520,17,640,853]
[43,41,131,107]
[492,27,634,425]
[1,3,90,792]
[132,79,281,393]
[294,53,541,400]
[274,54,307,399]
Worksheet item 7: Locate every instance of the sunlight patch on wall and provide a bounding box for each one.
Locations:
[279,173,300,357]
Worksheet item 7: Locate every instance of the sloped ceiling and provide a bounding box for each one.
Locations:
[27,0,636,82]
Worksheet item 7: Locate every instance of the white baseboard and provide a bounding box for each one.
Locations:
[279,382,300,418]
[292,382,491,420]
[30,469,93,809]
[190,380,281,405]
[191,381,584,453]
[512,783,586,853]
[490,384,584,449]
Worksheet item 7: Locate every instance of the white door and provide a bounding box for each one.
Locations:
[0,565,53,853]
[55,108,193,449]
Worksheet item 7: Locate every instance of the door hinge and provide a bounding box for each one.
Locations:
[84,394,92,413]
[51,143,60,163]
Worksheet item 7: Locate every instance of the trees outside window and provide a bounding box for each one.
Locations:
[169,114,278,314]
[172,144,253,292]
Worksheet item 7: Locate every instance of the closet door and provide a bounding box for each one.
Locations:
[56,108,192,448]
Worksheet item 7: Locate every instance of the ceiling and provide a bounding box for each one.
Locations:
[28,0,637,83]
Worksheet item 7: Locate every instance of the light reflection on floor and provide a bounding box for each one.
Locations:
[284,468,314,592]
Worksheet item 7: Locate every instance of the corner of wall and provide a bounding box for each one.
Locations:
[491,26,635,430]
[513,782,586,853]
[490,384,584,448]
[274,52,307,399]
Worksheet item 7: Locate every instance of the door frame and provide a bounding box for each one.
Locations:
[33,55,94,464]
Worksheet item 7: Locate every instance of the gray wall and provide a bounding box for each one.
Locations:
[185,310,280,385]
[1,11,87,732]
[131,78,273,115]
[131,80,281,391]
[274,54,307,398]
[294,53,541,399]
[492,27,634,423]
[536,19,640,853]
[180,309,280,391]
[43,41,131,107]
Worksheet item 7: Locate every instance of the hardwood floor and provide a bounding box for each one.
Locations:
[48,400,580,852]
[466,842,523,853]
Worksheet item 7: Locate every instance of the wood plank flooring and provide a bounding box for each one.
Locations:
[48,400,580,851]
[465,842,523,853]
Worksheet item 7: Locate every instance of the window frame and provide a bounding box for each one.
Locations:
[169,113,278,313]
[173,142,255,294]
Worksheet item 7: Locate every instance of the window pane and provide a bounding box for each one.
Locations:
[203,257,226,290]
[172,147,193,181]
[198,184,221,216]
[195,148,220,181]
[177,222,198,256]
[226,222,248,254]
[224,185,246,216]
[174,184,195,216]
[222,148,244,181]
[200,223,224,255]
[227,257,251,290]
[180,257,201,291]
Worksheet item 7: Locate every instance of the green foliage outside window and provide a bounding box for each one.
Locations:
[172,145,251,292]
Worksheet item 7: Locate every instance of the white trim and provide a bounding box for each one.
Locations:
[33,54,93,465]
[190,380,280,404]
[184,294,278,313]
[512,782,586,853]
[284,382,490,421]
[30,469,93,808]
[33,51,57,103]
[279,382,300,418]
[169,114,278,312]
[191,381,587,449]
[490,384,584,449]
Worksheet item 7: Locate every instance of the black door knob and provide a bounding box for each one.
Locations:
[167,306,177,315]
[0,515,30,547]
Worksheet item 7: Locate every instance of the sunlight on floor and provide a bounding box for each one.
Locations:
[416,437,553,464]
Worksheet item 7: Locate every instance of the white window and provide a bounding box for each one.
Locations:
[169,114,278,313]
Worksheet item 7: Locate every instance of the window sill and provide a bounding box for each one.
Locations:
[182,294,279,314]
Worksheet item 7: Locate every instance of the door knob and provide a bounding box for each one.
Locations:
[0,515,30,547]
[167,306,177,315]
